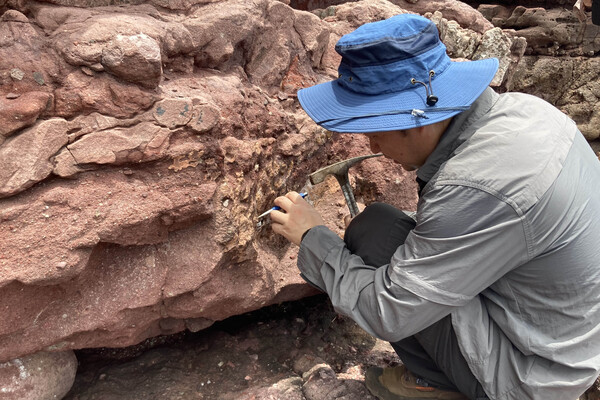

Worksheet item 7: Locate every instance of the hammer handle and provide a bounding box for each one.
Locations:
[336,174,360,217]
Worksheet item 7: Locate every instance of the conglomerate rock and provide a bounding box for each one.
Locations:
[0,0,419,366]
[0,0,598,398]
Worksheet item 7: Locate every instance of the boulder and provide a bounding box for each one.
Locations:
[0,350,77,400]
[101,33,163,88]
[392,0,495,33]
[302,363,376,400]
[427,11,522,88]
[0,0,415,365]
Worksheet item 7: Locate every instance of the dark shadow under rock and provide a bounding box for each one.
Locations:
[65,294,398,400]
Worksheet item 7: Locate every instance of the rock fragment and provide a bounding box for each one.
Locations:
[0,92,53,142]
[0,118,69,198]
[0,351,77,400]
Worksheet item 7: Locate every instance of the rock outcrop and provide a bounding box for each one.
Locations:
[0,0,417,366]
[479,3,600,141]
[0,0,598,398]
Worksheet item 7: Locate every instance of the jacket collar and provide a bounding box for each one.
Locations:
[417,87,500,184]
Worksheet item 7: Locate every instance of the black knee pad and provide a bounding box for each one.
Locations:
[344,203,416,267]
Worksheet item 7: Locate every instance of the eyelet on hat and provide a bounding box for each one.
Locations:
[410,70,438,106]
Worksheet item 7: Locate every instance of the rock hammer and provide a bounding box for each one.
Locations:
[308,153,383,218]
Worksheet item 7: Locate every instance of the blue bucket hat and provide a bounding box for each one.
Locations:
[297,14,499,133]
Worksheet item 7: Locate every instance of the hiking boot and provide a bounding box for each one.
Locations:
[365,365,468,400]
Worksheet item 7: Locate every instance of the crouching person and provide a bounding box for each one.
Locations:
[269,14,600,400]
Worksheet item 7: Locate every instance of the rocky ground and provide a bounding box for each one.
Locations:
[64,294,397,400]
[61,293,600,400]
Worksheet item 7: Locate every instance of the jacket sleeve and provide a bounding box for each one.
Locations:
[297,184,529,342]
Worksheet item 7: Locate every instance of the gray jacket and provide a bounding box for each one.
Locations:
[298,88,600,399]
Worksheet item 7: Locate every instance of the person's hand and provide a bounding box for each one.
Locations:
[270,191,325,246]
[343,202,366,229]
[343,214,354,229]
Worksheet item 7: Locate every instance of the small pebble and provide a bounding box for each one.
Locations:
[33,71,45,85]
[10,68,24,80]
[81,66,94,76]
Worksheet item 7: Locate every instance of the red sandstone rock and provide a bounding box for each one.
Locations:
[0,92,53,142]
[0,119,69,198]
[0,5,595,400]
[101,33,163,88]
[0,9,60,97]
[53,71,158,118]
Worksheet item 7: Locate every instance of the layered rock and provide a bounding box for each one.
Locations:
[478,3,600,141]
[0,0,415,366]
[0,0,598,398]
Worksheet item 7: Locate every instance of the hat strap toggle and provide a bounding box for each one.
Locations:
[411,109,427,118]
[411,70,439,107]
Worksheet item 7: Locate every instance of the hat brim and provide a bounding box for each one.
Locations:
[298,58,499,133]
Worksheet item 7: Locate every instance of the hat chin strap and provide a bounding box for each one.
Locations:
[315,106,470,125]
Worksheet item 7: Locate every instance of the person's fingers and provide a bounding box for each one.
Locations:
[273,195,294,212]
[269,209,287,225]
[271,219,284,235]
[344,214,353,228]
[285,191,304,203]
[269,191,324,246]
[343,203,366,229]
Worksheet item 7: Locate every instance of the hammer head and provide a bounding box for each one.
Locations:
[308,153,383,185]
